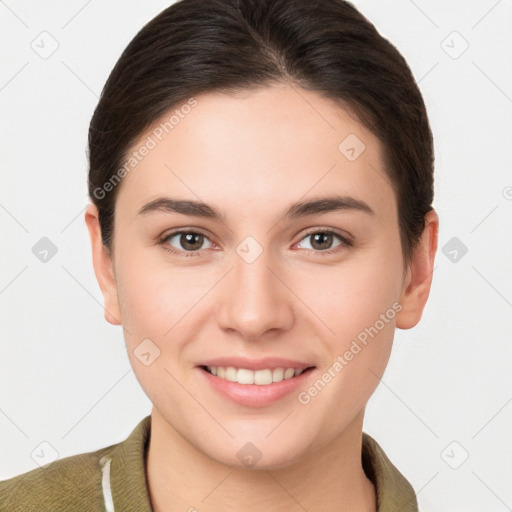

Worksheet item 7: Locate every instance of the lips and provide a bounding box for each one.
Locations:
[196,357,316,407]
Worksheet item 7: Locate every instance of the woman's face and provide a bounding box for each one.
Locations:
[96,84,415,468]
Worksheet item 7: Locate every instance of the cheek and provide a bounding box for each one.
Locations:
[113,249,218,379]
[296,255,402,339]
[290,246,404,407]
[293,260,401,431]
[114,248,187,334]
[113,252,192,400]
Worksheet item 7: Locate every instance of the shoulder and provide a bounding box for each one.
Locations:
[0,442,117,512]
[0,416,152,512]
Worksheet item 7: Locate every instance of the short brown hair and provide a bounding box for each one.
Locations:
[88,0,434,263]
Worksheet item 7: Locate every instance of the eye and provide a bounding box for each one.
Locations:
[295,229,352,254]
[160,230,215,256]
[159,228,352,257]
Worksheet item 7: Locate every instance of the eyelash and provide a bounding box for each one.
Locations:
[158,228,353,258]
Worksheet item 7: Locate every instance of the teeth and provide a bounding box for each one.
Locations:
[205,366,307,385]
[255,369,272,385]
[284,368,295,379]
[238,368,255,384]
[225,367,237,382]
[272,367,284,382]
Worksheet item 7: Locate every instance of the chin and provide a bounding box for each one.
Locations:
[202,436,308,471]
[223,453,304,472]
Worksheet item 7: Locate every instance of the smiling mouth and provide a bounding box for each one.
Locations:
[199,365,315,385]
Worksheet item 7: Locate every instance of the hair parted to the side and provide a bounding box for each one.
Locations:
[87,0,434,264]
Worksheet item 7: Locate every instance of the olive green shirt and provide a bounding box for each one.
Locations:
[0,415,418,511]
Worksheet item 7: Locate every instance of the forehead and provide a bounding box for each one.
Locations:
[116,84,396,221]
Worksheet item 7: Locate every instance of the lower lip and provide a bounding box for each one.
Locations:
[197,367,315,408]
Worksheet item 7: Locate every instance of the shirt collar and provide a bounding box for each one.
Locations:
[107,415,153,511]
[362,432,418,511]
[105,416,417,512]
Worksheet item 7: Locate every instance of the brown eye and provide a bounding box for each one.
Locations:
[309,232,334,250]
[296,230,351,254]
[178,232,204,251]
[162,230,214,254]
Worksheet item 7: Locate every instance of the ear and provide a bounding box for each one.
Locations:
[396,209,439,329]
[84,204,122,326]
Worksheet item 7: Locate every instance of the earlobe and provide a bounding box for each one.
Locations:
[396,209,439,329]
[84,204,122,326]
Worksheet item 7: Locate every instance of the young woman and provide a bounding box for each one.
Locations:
[1,0,438,510]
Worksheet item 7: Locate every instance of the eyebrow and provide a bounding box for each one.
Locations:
[137,195,375,221]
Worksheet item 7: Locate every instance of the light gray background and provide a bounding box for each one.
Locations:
[1,1,511,510]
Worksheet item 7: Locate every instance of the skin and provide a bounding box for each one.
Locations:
[85,83,438,512]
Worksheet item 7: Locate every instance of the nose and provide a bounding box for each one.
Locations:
[216,243,294,341]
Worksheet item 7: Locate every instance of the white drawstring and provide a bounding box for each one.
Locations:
[100,456,115,512]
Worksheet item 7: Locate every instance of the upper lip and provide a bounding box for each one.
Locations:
[197,357,315,371]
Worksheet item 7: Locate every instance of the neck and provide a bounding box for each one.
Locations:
[146,407,376,512]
